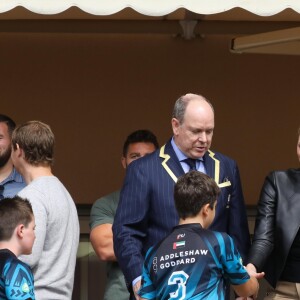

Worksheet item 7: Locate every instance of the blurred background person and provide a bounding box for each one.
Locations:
[0,114,25,199]
[90,129,159,300]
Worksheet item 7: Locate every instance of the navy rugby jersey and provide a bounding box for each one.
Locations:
[138,223,249,300]
[0,249,35,300]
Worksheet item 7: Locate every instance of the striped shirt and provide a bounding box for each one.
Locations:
[139,223,249,300]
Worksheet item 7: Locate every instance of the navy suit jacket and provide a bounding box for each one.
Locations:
[113,139,250,289]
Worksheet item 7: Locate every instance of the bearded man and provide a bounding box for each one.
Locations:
[0,114,25,200]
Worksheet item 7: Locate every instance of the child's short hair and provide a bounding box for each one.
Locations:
[174,171,220,219]
[0,196,33,241]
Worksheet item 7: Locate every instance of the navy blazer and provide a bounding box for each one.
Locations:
[113,139,250,288]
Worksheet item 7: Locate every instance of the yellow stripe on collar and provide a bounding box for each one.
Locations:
[159,145,231,188]
[208,150,231,188]
[159,145,178,183]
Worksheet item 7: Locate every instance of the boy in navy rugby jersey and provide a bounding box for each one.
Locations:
[138,171,261,300]
[0,196,35,300]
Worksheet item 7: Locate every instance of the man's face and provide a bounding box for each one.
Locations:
[0,122,12,168]
[172,99,214,159]
[122,142,157,168]
[297,135,300,162]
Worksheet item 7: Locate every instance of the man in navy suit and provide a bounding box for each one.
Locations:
[113,93,251,299]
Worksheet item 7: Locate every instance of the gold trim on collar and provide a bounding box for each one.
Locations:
[159,145,178,182]
[208,150,231,188]
[159,145,231,188]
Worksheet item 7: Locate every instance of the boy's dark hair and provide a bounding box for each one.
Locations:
[0,196,33,241]
[12,120,55,166]
[122,130,159,157]
[174,171,220,219]
[0,114,16,137]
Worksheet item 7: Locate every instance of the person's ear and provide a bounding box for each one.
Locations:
[202,203,211,217]
[171,118,180,136]
[16,224,25,239]
[14,143,24,158]
[121,156,127,169]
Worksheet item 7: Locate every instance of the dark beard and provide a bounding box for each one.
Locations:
[0,147,11,168]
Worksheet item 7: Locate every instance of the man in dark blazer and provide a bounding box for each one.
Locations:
[113,93,250,299]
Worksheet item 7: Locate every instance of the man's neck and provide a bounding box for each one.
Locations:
[22,164,53,184]
[0,160,13,183]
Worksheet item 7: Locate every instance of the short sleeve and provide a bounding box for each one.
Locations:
[89,191,120,229]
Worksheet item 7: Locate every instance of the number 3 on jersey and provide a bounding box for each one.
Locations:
[168,271,189,300]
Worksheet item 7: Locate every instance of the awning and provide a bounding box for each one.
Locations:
[1,0,300,16]
[1,1,300,55]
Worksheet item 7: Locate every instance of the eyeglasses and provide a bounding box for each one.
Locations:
[0,185,4,200]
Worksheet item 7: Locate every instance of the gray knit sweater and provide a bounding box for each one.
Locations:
[19,176,80,300]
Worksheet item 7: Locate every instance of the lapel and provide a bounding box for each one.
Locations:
[279,170,300,238]
[204,150,231,188]
[159,140,184,183]
[203,151,214,179]
[159,143,232,188]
